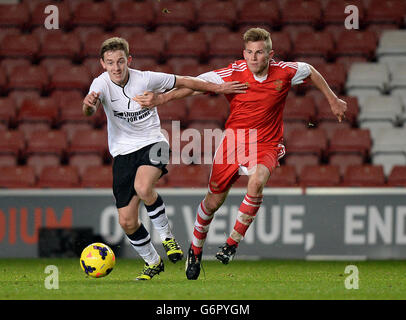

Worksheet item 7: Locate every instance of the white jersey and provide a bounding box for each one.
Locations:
[88,68,176,157]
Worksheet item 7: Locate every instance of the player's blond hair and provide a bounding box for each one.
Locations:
[243,28,272,52]
[100,37,130,60]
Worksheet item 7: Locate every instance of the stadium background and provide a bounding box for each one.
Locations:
[0,0,405,260]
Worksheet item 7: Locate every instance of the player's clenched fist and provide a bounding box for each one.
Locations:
[82,91,100,116]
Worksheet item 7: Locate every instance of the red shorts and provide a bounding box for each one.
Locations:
[208,130,286,194]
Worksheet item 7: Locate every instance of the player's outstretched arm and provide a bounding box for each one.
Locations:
[82,91,101,116]
[308,65,347,122]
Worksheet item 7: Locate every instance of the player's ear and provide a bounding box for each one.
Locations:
[100,58,106,70]
[268,50,275,60]
[127,55,132,66]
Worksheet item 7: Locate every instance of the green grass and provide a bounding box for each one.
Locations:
[0,258,405,300]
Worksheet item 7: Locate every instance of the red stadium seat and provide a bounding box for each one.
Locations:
[18,97,59,126]
[30,2,72,29]
[112,1,155,29]
[0,3,30,29]
[0,34,40,61]
[299,165,341,187]
[155,1,196,29]
[82,57,105,79]
[387,166,406,187]
[80,32,115,59]
[40,58,73,76]
[315,95,359,125]
[18,122,51,141]
[266,165,297,187]
[323,0,365,25]
[25,130,67,158]
[208,32,244,59]
[7,65,49,93]
[0,130,25,157]
[284,154,319,176]
[165,32,207,62]
[285,128,328,158]
[0,155,17,167]
[292,32,334,60]
[37,165,80,188]
[175,63,213,77]
[328,153,364,177]
[49,65,91,93]
[81,165,112,188]
[237,1,280,30]
[196,2,237,28]
[343,165,386,186]
[166,164,211,187]
[38,31,81,60]
[334,31,377,60]
[26,154,61,177]
[157,99,188,124]
[128,32,166,62]
[283,96,316,124]
[365,0,406,26]
[0,166,36,188]
[281,0,322,27]
[328,128,372,159]
[0,97,17,128]
[72,2,113,28]
[267,32,292,61]
[69,154,104,177]
[0,58,31,78]
[310,63,347,94]
[317,121,352,141]
[68,129,108,158]
[188,95,229,125]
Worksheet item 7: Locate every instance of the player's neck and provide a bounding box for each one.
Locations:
[111,70,129,87]
[252,63,270,78]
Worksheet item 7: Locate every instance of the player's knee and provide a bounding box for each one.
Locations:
[247,176,265,196]
[134,183,153,201]
[119,215,139,233]
[203,196,222,213]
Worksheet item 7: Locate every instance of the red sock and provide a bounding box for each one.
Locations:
[191,201,214,255]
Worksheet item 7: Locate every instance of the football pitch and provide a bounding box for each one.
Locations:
[0,258,405,300]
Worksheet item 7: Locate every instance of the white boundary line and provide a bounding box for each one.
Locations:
[306,255,367,261]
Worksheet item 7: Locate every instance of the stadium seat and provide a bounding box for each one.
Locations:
[166,164,211,187]
[283,96,316,124]
[40,58,73,76]
[311,63,347,94]
[346,63,390,93]
[68,129,108,158]
[371,128,406,154]
[196,2,237,28]
[285,128,328,158]
[267,32,292,61]
[328,128,372,159]
[112,1,155,29]
[0,34,40,61]
[17,97,59,127]
[154,1,196,29]
[0,130,25,158]
[38,31,81,61]
[0,58,31,78]
[0,97,17,128]
[7,65,49,94]
[237,1,280,30]
[49,65,91,93]
[372,153,406,176]
[69,154,104,177]
[323,0,365,25]
[208,32,244,59]
[8,91,41,110]
[165,32,207,62]
[59,96,95,126]
[376,30,406,57]
[81,165,112,188]
[0,155,17,167]
[60,123,94,143]
[365,0,406,26]
[317,121,352,141]
[25,130,67,158]
[299,165,341,187]
[266,165,297,187]
[315,95,359,125]
[82,57,106,79]
[281,0,322,27]
[29,2,71,30]
[292,32,334,60]
[72,2,113,28]
[127,32,166,62]
[80,32,115,59]
[0,166,36,188]
[328,153,364,177]
[358,95,403,125]
[26,154,61,178]
[157,99,189,124]
[387,165,406,186]
[342,165,386,186]
[0,3,30,29]
[37,166,80,188]
[389,62,406,90]
[17,123,51,141]
[175,63,213,77]
[187,95,229,125]
[284,154,319,176]
[335,31,377,60]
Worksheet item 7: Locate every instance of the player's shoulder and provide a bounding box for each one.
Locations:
[215,59,248,78]
[270,60,298,71]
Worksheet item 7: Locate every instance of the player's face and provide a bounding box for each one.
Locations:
[100,50,132,86]
[243,41,274,77]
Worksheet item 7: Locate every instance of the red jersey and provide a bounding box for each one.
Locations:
[213,59,302,145]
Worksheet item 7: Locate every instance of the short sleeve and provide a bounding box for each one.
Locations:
[89,77,106,103]
[291,62,311,86]
[146,71,176,93]
[197,71,224,84]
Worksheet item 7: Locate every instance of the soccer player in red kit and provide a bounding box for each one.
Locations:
[134,28,347,280]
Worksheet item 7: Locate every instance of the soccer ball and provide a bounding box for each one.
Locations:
[80,243,115,278]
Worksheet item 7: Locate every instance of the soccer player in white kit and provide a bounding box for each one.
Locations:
[82,37,247,280]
